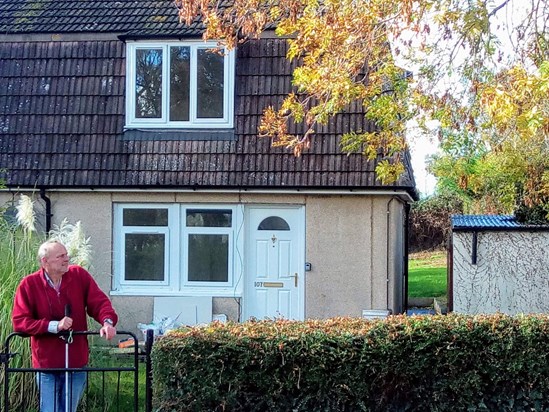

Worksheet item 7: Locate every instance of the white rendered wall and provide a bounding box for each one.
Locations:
[0,191,407,332]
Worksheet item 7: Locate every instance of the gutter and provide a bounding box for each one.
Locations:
[385,198,395,313]
[453,226,549,233]
[471,231,478,265]
[3,187,415,203]
[403,202,411,312]
[39,187,53,234]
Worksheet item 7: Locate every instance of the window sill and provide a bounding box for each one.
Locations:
[110,288,242,297]
[122,128,235,141]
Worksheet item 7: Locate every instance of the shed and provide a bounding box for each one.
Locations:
[450,215,549,314]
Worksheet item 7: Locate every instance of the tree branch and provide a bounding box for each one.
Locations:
[488,0,511,18]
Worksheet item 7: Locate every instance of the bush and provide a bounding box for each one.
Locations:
[514,202,549,225]
[410,193,463,252]
[152,315,549,411]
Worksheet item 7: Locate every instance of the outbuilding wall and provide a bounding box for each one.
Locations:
[452,230,549,314]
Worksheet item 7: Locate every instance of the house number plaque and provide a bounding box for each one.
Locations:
[254,281,284,288]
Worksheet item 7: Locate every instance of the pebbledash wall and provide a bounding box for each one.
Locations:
[450,215,549,314]
[1,190,407,334]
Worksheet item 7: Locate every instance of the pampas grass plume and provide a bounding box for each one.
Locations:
[15,194,36,233]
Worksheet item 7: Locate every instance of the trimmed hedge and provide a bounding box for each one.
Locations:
[152,314,549,411]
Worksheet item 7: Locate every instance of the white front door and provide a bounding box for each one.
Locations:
[244,206,305,320]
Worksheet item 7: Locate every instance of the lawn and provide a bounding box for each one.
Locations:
[408,251,447,298]
[84,342,148,412]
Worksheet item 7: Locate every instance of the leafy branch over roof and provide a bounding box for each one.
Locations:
[176,0,549,217]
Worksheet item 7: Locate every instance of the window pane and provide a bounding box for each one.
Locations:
[123,209,168,226]
[197,49,224,119]
[135,48,163,119]
[188,234,228,282]
[125,234,165,281]
[170,46,190,121]
[186,209,232,227]
[258,216,290,231]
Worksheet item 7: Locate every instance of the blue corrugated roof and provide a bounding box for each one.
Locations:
[451,215,549,231]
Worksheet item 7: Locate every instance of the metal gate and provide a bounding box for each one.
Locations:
[1,330,154,412]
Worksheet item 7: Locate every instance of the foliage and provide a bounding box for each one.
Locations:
[153,314,549,411]
[409,192,463,251]
[430,136,549,222]
[0,198,41,409]
[176,0,549,214]
[0,194,93,409]
[50,218,93,268]
[429,60,549,222]
[178,0,421,182]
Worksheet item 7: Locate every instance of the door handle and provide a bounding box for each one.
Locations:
[290,273,298,287]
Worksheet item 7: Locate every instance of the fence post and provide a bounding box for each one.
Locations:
[1,350,7,412]
[2,336,15,412]
[145,329,154,412]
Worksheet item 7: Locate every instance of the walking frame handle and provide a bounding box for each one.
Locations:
[62,304,73,344]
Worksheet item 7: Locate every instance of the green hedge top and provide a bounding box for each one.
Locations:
[152,314,549,412]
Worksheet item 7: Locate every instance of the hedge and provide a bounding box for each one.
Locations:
[152,314,549,411]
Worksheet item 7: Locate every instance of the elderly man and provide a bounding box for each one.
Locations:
[12,240,118,412]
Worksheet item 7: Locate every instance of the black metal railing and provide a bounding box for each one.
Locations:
[1,330,153,412]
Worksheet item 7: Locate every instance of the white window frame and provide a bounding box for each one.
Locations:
[183,208,234,287]
[112,203,243,296]
[125,40,235,129]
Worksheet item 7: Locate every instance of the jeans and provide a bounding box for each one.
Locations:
[37,371,87,412]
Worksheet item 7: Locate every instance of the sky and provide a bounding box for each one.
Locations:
[409,138,437,197]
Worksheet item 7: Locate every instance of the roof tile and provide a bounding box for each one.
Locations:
[1,0,207,36]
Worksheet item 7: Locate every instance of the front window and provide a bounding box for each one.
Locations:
[122,208,168,282]
[113,204,239,295]
[126,41,234,128]
[185,209,232,284]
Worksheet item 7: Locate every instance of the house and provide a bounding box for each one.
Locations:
[0,0,418,332]
[449,215,549,314]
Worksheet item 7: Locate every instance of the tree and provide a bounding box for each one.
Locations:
[409,192,464,252]
[176,0,549,220]
[429,61,549,220]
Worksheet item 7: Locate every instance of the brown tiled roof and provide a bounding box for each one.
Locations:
[0,2,417,198]
[0,0,205,37]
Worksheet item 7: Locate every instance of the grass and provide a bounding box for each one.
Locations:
[84,344,148,412]
[0,211,41,410]
[408,250,447,298]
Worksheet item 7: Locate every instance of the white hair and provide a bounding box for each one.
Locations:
[37,240,66,264]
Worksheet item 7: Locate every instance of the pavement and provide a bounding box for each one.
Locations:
[406,307,436,315]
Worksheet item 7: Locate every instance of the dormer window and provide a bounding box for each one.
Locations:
[125,41,235,129]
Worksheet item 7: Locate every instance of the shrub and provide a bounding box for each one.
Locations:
[152,315,549,411]
[409,193,463,252]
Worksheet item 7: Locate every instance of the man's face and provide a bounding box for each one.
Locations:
[42,243,70,276]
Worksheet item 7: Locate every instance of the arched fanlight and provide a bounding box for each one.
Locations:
[258,216,290,231]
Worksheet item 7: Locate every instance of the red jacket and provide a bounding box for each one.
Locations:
[12,265,118,368]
